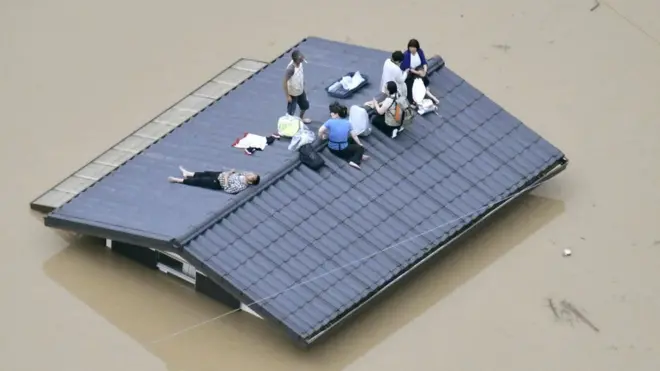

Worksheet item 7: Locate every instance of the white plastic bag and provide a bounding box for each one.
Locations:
[328,81,342,92]
[350,71,365,89]
[277,114,303,137]
[340,71,365,91]
[417,98,438,115]
[288,124,316,151]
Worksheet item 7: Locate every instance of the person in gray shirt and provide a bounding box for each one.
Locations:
[283,49,311,123]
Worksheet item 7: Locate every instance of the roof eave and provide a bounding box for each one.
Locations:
[44,213,177,253]
[177,250,311,348]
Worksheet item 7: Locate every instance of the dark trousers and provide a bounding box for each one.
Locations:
[182,171,223,190]
[329,143,365,165]
[405,74,430,104]
[371,115,399,137]
[286,91,310,115]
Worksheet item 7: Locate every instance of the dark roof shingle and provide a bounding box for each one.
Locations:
[182,51,565,343]
[43,37,566,346]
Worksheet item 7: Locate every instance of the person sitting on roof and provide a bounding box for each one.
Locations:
[381,50,407,97]
[318,102,369,170]
[369,81,409,139]
[168,166,260,194]
[400,38,440,106]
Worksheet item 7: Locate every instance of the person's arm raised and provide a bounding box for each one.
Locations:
[374,97,391,115]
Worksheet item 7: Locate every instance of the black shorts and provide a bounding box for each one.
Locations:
[287,91,310,115]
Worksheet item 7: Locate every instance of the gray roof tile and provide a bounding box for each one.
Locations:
[44,37,566,345]
[181,37,565,343]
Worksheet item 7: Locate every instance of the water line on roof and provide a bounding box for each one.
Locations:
[149,176,544,345]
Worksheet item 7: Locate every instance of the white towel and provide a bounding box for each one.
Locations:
[232,133,268,150]
[340,71,365,90]
[412,78,427,104]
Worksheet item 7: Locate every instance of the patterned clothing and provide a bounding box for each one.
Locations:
[219,172,249,194]
[285,61,305,97]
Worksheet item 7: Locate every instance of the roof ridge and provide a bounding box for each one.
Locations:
[171,36,311,247]
[173,52,447,249]
[173,138,327,247]
[174,148,305,248]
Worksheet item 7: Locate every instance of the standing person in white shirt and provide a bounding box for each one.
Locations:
[283,49,312,124]
[380,51,407,97]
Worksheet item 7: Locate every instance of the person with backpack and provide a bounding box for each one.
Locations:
[369,81,410,139]
[318,102,369,170]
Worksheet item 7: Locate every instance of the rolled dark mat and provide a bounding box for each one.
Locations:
[426,55,445,74]
[363,55,445,115]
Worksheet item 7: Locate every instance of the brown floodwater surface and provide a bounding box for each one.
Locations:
[2,0,660,370]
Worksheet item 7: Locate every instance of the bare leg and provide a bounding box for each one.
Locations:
[425,89,440,104]
[300,110,311,124]
[168,177,183,183]
[179,166,194,178]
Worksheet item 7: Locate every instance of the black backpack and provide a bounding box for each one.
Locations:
[299,144,325,171]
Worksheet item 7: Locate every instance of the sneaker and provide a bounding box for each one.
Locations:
[398,125,405,133]
[391,129,398,138]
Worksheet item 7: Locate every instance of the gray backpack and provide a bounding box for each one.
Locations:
[386,94,415,127]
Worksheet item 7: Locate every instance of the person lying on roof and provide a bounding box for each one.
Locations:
[318,102,369,170]
[168,166,260,194]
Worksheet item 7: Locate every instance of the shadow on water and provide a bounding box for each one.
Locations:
[43,192,564,371]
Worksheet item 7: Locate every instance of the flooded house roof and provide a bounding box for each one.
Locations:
[42,37,567,347]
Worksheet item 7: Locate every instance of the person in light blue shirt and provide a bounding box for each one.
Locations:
[318,102,369,170]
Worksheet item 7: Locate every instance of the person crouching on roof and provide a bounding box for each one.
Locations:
[318,102,369,170]
[168,166,260,194]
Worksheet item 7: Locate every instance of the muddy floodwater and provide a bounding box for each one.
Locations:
[2,0,660,370]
